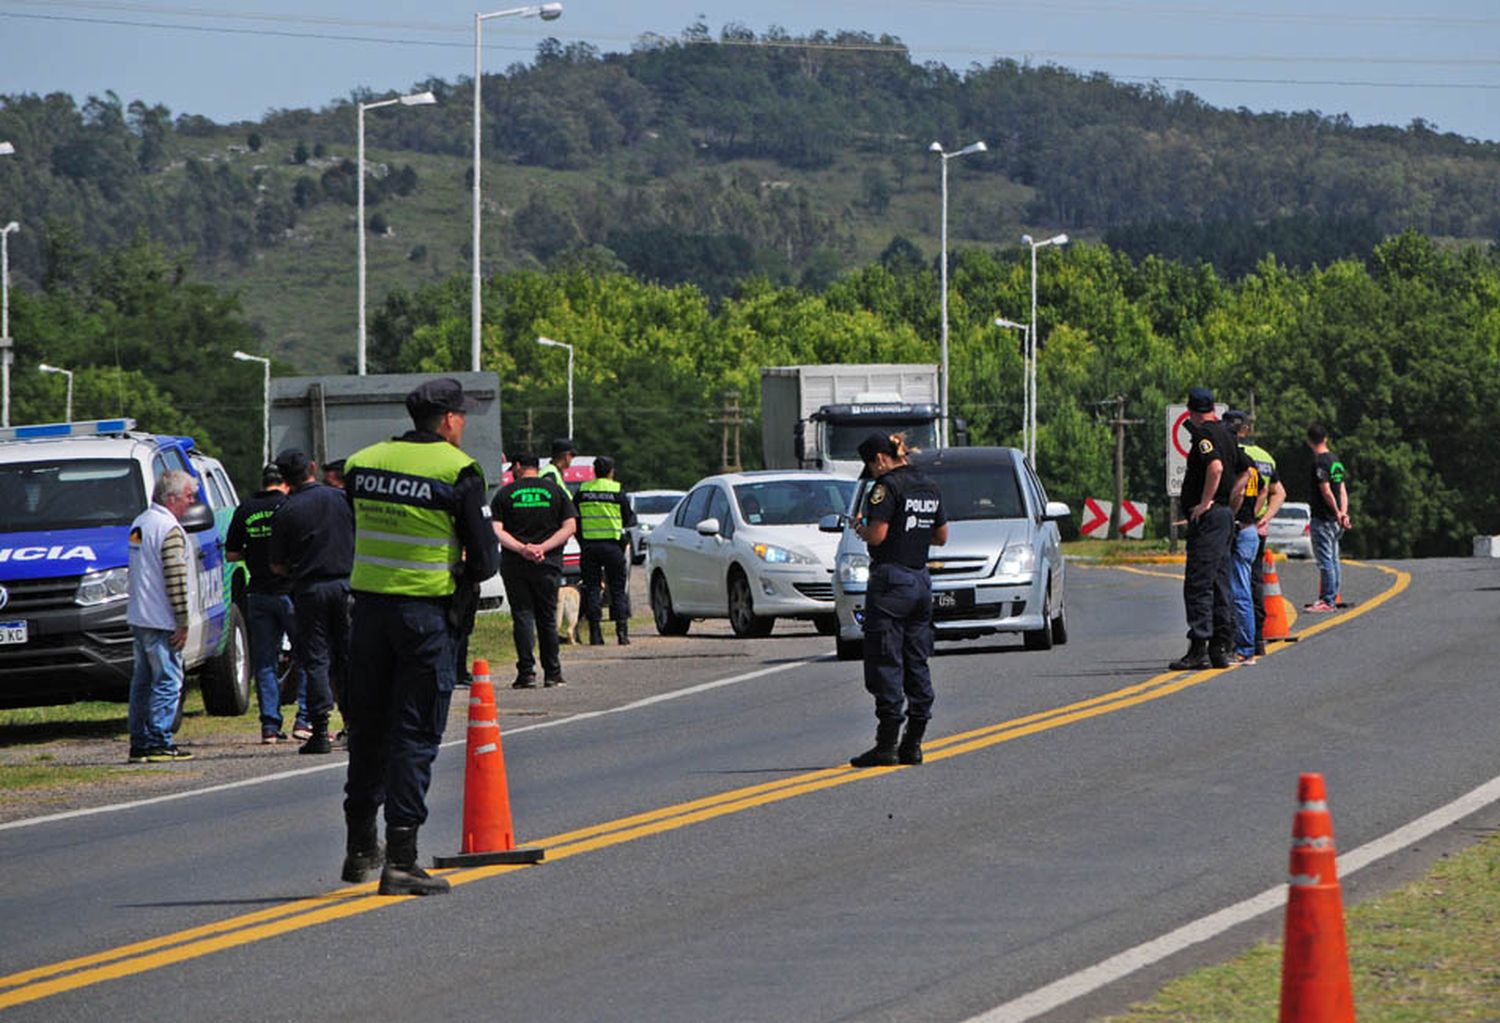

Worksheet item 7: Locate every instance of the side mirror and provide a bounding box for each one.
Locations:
[695,517,721,537]
[952,417,969,447]
[793,421,806,464]
[1043,501,1072,523]
[818,513,847,534]
[180,502,217,533]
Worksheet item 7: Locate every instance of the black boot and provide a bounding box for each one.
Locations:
[850,720,902,768]
[1169,639,1210,671]
[378,825,450,896]
[1208,641,1231,669]
[588,621,605,646]
[298,714,333,755]
[340,811,383,884]
[616,621,631,646]
[898,719,928,766]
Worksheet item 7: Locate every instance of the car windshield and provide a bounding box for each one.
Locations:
[734,478,856,526]
[824,421,940,462]
[851,460,1027,522]
[0,458,147,531]
[633,494,682,515]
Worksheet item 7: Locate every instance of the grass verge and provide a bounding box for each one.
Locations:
[1106,831,1500,1021]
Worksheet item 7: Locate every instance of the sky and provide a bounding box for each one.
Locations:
[1,0,1499,142]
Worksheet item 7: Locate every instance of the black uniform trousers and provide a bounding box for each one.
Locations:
[1251,534,1267,653]
[291,577,349,720]
[580,539,630,624]
[861,562,936,725]
[343,592,455,828]
[1183,504,1235,647]
[501,559,562,680]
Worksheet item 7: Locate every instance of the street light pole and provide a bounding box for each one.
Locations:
[232,351,272,465]
[993,317,1027,450]
[1020,232,1068,468]
[536,335,573,438]
[1,219,18,429]
[38,364,73,422]
[472,3,563,373]
[930,140,986,446]
[358,90,437,376]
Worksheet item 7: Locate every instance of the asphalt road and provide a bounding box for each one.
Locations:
[2,556,1498,1022]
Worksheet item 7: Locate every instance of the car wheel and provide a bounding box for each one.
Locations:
[813,614,838,636]
[651,572,691,636]
[1050,601,1069,646]
[1023,585,1055,651]
[200,603,251,715]
[836,637,863,661]
[727,570,774,638]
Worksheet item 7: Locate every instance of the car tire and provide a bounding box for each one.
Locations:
[836,637,863,661]
[813,614,838,636]
[200,603,251,716]
[1050,602,1069,646]
[1023,585,1055,652]
[727,570,774,638]
[651,572,691,636]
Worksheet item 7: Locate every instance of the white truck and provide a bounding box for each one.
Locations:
[760,364,952,477]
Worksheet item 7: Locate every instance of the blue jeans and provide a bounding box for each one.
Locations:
[1310,518,1343,604]
[128,626,184,751]
[1229,525,1261,657]
[247,592,306,731]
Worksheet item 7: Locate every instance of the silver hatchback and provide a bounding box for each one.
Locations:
[823,447,1071,659]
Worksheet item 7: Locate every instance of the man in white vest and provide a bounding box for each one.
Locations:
[126,469,199,763]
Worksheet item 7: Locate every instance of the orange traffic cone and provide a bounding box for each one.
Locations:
[1262,548,1299,644]
[433,660,544,867]
[1278,772,1355,1023]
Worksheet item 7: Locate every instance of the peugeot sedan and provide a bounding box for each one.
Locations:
[646,471,856,637]
[823,447,1071,659]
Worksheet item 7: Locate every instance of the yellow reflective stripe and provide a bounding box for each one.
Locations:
[359,530,455,548]
[355,553,454,573]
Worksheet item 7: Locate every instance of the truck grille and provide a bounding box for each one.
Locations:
[0,576,80,612]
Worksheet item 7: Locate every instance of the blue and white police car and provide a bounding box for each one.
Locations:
[0,419,251,713]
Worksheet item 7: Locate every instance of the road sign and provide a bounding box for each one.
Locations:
[1165,402,1227,496]
[1080,498,1148,539]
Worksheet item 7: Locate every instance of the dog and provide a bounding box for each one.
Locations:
[555,583,582,644]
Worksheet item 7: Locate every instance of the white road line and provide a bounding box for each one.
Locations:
[967,773,1500,1023]
[0,655,830,833]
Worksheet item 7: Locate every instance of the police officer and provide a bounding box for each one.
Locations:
[1170,387,1250,671]
[492,452,578,688]
[340,378,500,897]
[269,448,354,756]
[539,437,574,487]
[850,433,947,768]
[576,456,637,646]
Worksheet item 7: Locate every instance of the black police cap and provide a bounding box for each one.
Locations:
[511,451,541,468]
[551,437,575,457]
[274,448,311,482]
[406,378,479,420]
[1187,386,1215,413]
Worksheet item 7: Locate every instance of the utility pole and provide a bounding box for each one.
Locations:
[712,390,745,473]
[1106,395,1143,540]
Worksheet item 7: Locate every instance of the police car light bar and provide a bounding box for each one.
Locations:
[0,418,137,441]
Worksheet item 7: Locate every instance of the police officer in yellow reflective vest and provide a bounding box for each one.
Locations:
[339,378,499,897]
[576,456,637,646]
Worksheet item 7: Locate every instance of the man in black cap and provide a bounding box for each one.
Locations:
[576,455,637,646]
[269,447,355,753]
[492,451,578,688]
[1170,387,1250,670]
[539,437,574,488]
[226,462,308,744]
[340,376,500,896]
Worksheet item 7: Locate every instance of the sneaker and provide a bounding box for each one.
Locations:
[138,746,194,762]
[512,674,538,689]
[1303,600,1337,613]
[261,729,288,745]
[128,747,149,764]
[1231,652,1257,666]
[543,676,568,688]
[291,722,313,741]
[299,733,333,755]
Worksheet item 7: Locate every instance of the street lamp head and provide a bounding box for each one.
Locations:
[1050,233,1070,246]
[994,317,1025,330]
[959,140,987,156]
[232,350,264,363]
[1021,234,1034,246]
[38,364,60,374]
[2,222,18,235]
[928,141,944,154]
[0,142,14,156]
[538,2,563,19]
[401,91,438,106]
[536,335,567,349]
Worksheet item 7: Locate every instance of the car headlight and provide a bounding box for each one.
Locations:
[638,523,654,533]
[753,542,816,565]
[76,567,130,607]
[996,543,1036,578]
[837,552,871,585]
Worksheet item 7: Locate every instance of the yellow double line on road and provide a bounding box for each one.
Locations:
[0,562,1409,1010]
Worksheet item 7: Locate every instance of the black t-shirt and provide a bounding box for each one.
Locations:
[268,480,355,587]
[1234,444,1279,525]
[491,476,578,570]
[1309,450,1347,520]
[1180,418,1243,507]
[225,489,291,595]
[864,464,946,570]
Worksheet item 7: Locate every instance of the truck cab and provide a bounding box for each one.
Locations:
[799,395,944,477]
[0,419,251,713]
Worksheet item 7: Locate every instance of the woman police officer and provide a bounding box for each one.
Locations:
[850,433,948,768]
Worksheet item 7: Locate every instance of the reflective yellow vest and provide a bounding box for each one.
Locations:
[344,440,479,597]
[577,478,624,541]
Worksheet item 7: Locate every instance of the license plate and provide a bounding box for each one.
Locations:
[933,590,973,611]
[0,620,27,645]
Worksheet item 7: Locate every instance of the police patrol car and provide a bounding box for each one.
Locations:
[0,419,251,713]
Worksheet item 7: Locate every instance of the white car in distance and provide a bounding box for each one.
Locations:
[627,490,686,565]
[646,471,856,637]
